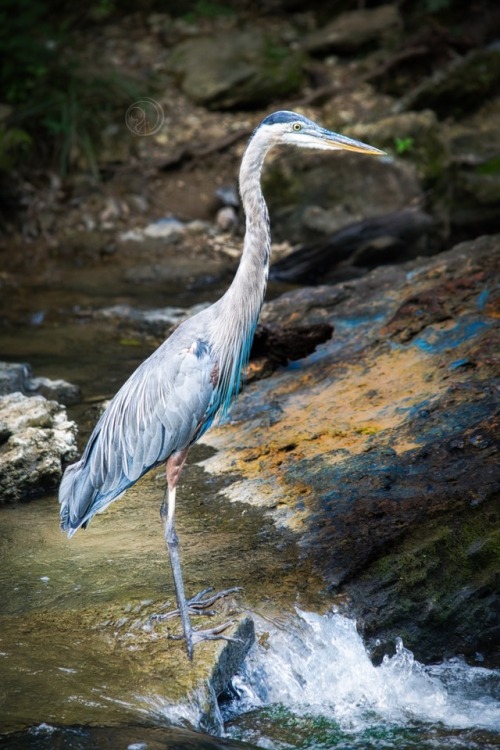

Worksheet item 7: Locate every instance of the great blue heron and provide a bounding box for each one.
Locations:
[59,111,384,659]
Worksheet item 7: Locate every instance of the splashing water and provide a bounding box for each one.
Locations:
[222,610,500,749]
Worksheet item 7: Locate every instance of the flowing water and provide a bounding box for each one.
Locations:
[222,610,500,749]
[1,257,499,749]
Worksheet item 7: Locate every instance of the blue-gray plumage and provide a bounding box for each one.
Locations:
[59,110,384,658]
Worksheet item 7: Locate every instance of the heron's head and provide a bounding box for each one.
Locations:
[257,110,385,156]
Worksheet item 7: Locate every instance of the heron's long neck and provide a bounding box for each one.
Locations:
[212,130,272,412]
[222,130,271,326]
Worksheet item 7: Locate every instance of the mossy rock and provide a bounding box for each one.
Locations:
[169,28,305,109]
[350,110,450,182]
[262,147,422,243]
[348,497,500,666]
[400,47,500,119]
[440,109,500,228]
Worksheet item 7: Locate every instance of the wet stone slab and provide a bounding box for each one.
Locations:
[0,438,325,737]
[201,235,500,664]
[0,464,262,736]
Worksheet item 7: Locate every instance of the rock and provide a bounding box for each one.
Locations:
[349,101,500,235]
[0,362,30,396]
[304,5,402,55]
[0,464,256,732]
[28,377,81,405]
[0,392,78,502]
[263,148,422,244]
[169,28,305,109]
[270,209,436,284]
[215,185,239,209]
[445,103,500,230]
[399,46,500,119]
[201,235,500,664]
[216,206,238,233]
[143,218,185,241]
[350,110,450,182]
[0,725,259,749]
[119,219,185,243]
[249,321,334,380]
[0,361,80,404]
[199,617,255,734]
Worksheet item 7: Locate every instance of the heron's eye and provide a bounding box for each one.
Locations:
[293,122,302,131]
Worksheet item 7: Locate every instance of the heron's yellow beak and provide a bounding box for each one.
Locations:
[319,128,386,156]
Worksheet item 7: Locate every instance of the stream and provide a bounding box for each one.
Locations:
[1,258,499,749]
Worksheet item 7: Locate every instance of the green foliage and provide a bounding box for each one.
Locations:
[17,64,138,176]
[0,0,139,175]
[0,123,32,172]
[263,39,290,64]
[476,156,500,176]
[424,0,453,11]
[88,0,117,22]
[394,136,415,155]
[182,1,236,23]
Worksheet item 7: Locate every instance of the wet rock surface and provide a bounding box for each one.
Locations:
[0,590,254,736]
[0,452,312,736]
[202,235,500,665]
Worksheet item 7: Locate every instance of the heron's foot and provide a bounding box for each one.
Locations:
[168,619,242,647]
[151,586,242,622]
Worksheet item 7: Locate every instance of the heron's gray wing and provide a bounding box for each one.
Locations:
[60,335,218,532]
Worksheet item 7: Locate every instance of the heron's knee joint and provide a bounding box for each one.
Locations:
[166,532,178,547]
[164,524,178,546]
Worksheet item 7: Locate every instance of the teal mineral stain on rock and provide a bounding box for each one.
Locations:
[412,318,490,353]
[476,289,490,309]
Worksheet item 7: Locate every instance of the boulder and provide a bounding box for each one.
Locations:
[263,147,422,244]
[349,109,450,182]
[399,47,500,119]
[304,5,402,55]
[0,361,80,404]
[445,102,500,230]
[0,362,30,396]
[202,235,500,665]
[269,209,436,284]
[0,392,78,502]
[169,28,305,109]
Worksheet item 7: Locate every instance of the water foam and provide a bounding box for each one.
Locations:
[224,610,500,734]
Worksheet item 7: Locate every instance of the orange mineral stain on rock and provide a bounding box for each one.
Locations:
[201,341,450,524]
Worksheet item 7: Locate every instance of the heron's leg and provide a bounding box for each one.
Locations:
[159,450,241,658]
[160,480,196,660]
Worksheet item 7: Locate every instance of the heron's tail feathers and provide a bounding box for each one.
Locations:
[59,458,123,537]
[59,459,94,536]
